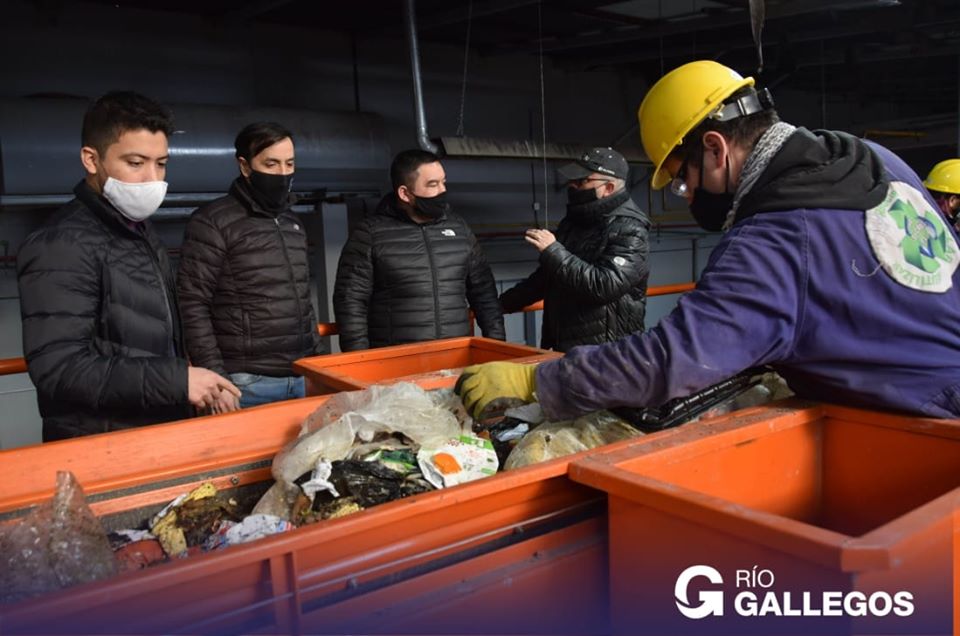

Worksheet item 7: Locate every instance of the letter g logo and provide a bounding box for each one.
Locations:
[675,565,724,619]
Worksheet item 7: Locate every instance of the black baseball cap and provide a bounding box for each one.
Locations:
[558,147,629,181]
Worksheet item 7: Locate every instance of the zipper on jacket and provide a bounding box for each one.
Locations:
[140,238,176,356]
[275,217,306,355]
[421,225,442,339]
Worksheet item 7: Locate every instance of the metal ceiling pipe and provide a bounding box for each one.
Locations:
[404,0,439,154]
[0,98,390,196]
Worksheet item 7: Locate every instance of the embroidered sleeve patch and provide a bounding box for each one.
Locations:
[865,181,959,293]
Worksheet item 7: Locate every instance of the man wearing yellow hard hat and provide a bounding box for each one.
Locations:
[456,60,960,422]
[924,159,960,230]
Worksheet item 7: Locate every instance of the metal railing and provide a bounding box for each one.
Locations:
[0,282,695,376]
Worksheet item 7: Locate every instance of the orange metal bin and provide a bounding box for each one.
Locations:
[568,401,960,636]
[1,388,704,634]
[294,336,561,394]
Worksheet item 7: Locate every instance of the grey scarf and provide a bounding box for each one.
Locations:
[723,121,797,230]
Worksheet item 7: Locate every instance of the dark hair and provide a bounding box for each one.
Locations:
[391,149,441,192]
[234,122,294,161]
[674,86,780,169]
[81,91,175,155]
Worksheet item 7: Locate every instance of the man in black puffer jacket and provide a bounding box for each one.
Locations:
[499,148,650,352]
[17,92,239,441]
[178,122,322,408]
[334,149,505,351]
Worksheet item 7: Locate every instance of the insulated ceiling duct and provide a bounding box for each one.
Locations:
[0,98,390,198]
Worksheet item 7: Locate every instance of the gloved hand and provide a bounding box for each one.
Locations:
[455,361,538,419]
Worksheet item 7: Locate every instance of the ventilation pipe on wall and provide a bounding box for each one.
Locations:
[404,0,439,154]
[0,98,390,201]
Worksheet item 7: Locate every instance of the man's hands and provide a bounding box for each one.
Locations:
[524,228,556,253]
[455,361,538,419]
[188,367,242,414]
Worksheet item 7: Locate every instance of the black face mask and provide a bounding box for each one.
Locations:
[689,156,734,232]
[413,191,450,219]
[567,186,599,206]
[248,170,293,211]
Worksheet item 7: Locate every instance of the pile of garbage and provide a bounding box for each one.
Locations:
[252,383,500,522]
[0,374,791,602]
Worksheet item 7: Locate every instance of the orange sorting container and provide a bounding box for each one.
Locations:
[568,401,960,635]
[294,336,561,394]
[1,387,698,634]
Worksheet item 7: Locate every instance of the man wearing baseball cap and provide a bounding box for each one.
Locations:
[499,147,650,352]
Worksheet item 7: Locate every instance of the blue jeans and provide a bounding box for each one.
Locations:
[229,373,306,408]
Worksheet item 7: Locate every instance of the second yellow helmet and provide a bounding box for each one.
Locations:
[923,159,960,195]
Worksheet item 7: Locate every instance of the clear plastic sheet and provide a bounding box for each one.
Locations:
[0,471,117,603]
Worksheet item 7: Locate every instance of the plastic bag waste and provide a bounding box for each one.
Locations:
[611,369,792,432]
[417,434,499,489]
[271,383,461,487]
[697,371,793,420]
[204,514,293,551]
[504,411,641,470]
[0,471,117,603]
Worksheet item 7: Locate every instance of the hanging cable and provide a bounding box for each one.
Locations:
[456,0,473,138]
[819,39,826,128]
[658,0,664,76]
[537,0,549,228]
[749,0,765,74]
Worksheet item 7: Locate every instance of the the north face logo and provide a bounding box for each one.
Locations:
[441,229,456,237]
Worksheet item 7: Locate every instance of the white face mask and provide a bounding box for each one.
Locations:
[102,177,168,222]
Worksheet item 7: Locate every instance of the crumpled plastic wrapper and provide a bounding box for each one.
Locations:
[0,471,117,603]
[259,383,461,518]
[504,410,641,470]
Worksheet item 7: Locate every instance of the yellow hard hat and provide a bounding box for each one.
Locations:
[638,60,755,190]
[923,159,960,195]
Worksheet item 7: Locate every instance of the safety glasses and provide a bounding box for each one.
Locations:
[670,158,690,197]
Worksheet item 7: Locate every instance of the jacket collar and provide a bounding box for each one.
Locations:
[564,187,632,225]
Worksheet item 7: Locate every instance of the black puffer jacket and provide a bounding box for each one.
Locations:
[177,178,321,377]
[499,189,650,352]
[333,194,505,351]
[17,181,191,441]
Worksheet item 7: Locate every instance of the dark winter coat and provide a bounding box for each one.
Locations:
[499,189,650,352]
[333,194,505,351]
[177,178,322,377]
[538,129,960,420]
[17,181,191,441]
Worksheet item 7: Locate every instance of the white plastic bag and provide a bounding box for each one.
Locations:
[271,383,461,486]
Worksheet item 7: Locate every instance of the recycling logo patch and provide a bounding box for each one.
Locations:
[865,181,959,292]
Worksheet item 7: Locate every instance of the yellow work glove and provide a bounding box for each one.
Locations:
[455,361,538,419]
